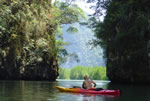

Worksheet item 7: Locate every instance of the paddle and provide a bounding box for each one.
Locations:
[72,86,81,88]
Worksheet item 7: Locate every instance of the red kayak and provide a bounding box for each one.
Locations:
[56,86,120,95]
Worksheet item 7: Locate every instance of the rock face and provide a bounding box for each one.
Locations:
[92,0,150,84]
[0,30,59,81]
[106,39,150,84]
[22,56,59,81]
[0,50,59,81]
[0,0,59,81]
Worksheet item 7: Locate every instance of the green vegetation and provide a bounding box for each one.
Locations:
[59,66,107,80]
[0,0,85,80]
[89,0,150,83]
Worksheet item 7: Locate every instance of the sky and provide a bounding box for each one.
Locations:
[73,0,96,15]
[52,0,95,14]
[52,0,104,21]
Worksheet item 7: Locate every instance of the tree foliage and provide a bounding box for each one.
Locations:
[0,0,86,80]
[90,0,150,83]
[59,66,107,80]
[59,67,70,79]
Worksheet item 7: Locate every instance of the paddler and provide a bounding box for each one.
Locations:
[82,75,103,91]
[82,75,96,89]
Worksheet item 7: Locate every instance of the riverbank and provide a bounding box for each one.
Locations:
[59,66,108,80]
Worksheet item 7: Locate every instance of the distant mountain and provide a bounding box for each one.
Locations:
[60,22,106,68]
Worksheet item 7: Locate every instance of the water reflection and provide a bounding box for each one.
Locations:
[57,92,119,101]
[1,80,150,101]
[0,80,120,101]
[0,80,59,101]
[108,83,150,101]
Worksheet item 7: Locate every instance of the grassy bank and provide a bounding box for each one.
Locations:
[59,66,108,80]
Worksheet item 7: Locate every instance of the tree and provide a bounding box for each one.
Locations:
[0,0,85,80]
[91,0,150,83]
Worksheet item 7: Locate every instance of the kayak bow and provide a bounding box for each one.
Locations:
[56,86,120,95]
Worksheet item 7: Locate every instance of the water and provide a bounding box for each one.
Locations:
[0,80,150,101]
